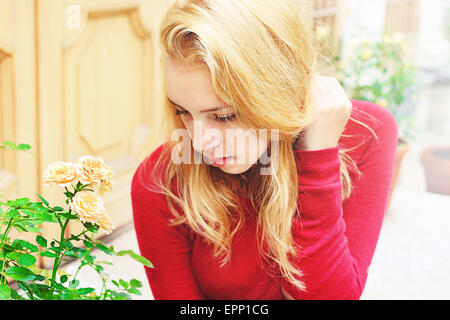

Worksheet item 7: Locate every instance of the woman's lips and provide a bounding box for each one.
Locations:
[205,156,233,166]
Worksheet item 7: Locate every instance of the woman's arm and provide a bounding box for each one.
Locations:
[131,152,206,300]
[281,102,398,299]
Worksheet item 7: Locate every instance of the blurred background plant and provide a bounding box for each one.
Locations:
[331,31,420,143]
[312,20,420,143]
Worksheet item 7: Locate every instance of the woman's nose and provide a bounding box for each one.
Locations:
[191,122,222,154]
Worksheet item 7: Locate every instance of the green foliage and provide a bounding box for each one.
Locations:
[0,141,32,152]
[0,143,153,300]
[330,31,420,142]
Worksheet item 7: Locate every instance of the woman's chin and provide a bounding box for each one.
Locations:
[216,163,256,175]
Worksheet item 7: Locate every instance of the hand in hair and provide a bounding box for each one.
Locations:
[294,74,352,151]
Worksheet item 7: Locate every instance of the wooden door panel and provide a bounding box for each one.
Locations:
[0,0,17,197]
[36,0,163,266]
[62,3,153,241]
[1,0,40,276]
[64,9,149,160]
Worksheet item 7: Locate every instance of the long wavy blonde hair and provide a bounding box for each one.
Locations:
[142,0,377,292]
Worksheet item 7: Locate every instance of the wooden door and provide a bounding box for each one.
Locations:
[385,0,421,63]
[35,0,170,267]
[0,0,39,266]
[312,0,343,52]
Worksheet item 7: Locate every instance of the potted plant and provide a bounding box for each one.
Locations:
[329,31,419,210]
[419,5,450,196]
[420,146,450,196]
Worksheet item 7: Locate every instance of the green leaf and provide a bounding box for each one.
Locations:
[34,274,45,281]
[83,222,99,233]
[52,206,64,212]
[18,254,36,266]
[94,264,104,272]
[29,283,51,299]
[16,282,28,293]
[115,250,134,256]
[85,254,96,264]
[95,243,113,255]
[130,279,142,289]
[17,144,31,151]
[69,234,80,241]
[5,266,37,281]
[60,275,68,284]
[19,209,36,218]
[36,194,49,207]
[109,290,131,300]
[3,244,15,253]
[111,280,120,288]
[64,251,78,258]
[13,239,38,252]
[119,279,129,289]
[54,283,65,291]
[1,142,29,151]
[83,240,93,248]
[39,251,57,258]
[6,252,20,260]
[78,287,95,295]
[63,241,73,249]
[11,240,23,250]
[35,211,57,223]
[113,249,153,267]
[127,288,141,296]
[6,209,20,218]
[71,246,87,253]
[69,280,79,289]
[13,224,28,233]
[130,253,153,268]
[24,225,42,233]
[36,235,47,248]
[10,288,24,300]
[60,291,76,300]
[15,198,30,207]
[0,284,11,300]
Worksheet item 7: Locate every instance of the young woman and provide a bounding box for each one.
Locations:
[131,0,398,300]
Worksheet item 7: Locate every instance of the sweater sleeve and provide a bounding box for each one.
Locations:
[281,106,398,300]
[131,153,206,300]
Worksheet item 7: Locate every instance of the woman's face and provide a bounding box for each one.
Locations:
[164,57,269,175]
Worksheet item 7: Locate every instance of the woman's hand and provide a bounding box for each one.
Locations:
[294,74,352,151]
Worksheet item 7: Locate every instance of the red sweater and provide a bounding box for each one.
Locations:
[131,100,398,300]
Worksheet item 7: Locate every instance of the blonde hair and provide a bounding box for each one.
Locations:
[143,0,378,292]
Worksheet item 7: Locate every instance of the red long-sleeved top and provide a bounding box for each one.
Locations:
[131,100,398,300]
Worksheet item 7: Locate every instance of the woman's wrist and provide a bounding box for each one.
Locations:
[294,136,339,152]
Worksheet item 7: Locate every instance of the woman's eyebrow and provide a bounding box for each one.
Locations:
[168,98,229,113]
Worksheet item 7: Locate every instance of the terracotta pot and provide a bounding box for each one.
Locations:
[420,146,450,196]
[386,137,410,210]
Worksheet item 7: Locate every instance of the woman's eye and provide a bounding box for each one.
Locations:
[175,109,190,116]
[215,114,237,123]
[175,108,236,123]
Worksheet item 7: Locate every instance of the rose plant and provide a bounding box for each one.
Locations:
[0,141,153,300]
